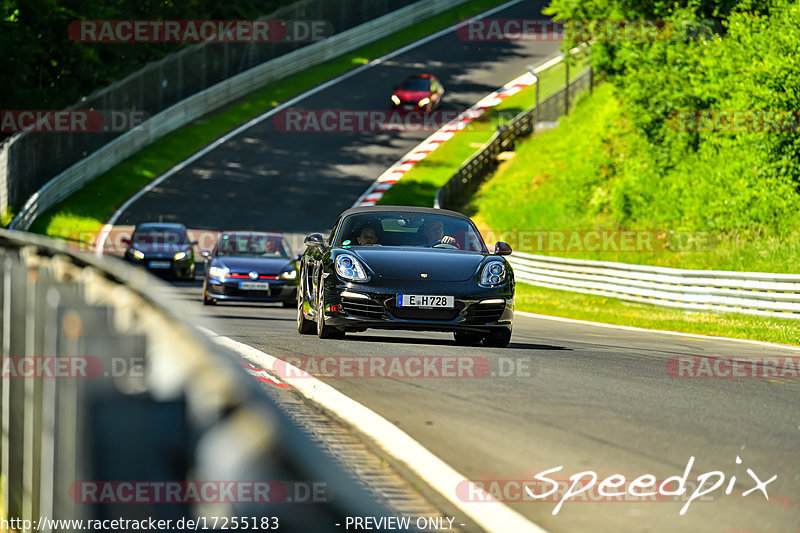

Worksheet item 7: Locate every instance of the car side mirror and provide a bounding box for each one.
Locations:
[304,233,327,251]
[200,250,211,259]
[295,253,303,262]
[494,242,512,256]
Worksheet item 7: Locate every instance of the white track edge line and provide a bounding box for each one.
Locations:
[95,0,524,254]
[200,328,549,533]
[516,311,800,352]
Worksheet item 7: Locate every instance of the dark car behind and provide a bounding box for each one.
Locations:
[123,222,196,280]
[202,231,298,306]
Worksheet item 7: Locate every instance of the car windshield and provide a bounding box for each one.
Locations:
[336,213,487,252]
[216,234,290,258]
[130,230,188,247]
[399,77,430,91]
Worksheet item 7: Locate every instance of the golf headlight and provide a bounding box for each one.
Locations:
[480,261,506,287]
[130,249,145,260]
[391,95,401,105]
[209,266,229,279]
[418,97,431,107]
[335,254,368,281]
[279,269,297,280]
[174,251,187,261]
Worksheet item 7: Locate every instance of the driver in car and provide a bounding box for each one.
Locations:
[421,219,459,248]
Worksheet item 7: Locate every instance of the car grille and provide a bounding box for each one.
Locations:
[466,303,505,323]
[341,295,386,320]
[210,284,282,298]
[385,300,462,321]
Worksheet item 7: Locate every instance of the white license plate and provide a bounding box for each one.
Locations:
[397,294,454,308]
[148,261,171,269]
[239,281,270,291]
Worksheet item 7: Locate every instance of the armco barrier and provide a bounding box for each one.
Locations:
[8,0,472,231]
[0,229,392,528]
[507,251,800,319]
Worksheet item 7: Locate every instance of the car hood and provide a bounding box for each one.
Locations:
[394,90,430,102]
[350,247,484,281]
[215,256,291,274]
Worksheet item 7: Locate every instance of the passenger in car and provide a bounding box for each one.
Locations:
[356,224,381,246]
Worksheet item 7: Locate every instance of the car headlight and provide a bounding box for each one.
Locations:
[335,254,368,281]
[418,97,431,107]
[174,251,188,261]
[209,266,229,279]
[130,249,145,260]
[279,269,297,280]
[479,261,506,287]
[391,95,401,105]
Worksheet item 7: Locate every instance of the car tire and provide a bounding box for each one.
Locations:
[297,279,315,334]
[453,331,482,345]
[202,290,216,306]
[483,329,512,348]
[316,283,344,339]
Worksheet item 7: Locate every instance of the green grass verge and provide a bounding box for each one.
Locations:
[377,55,590,206]
[466,82,800,343]
[516,283,800,346]
[30,0,512,239]
[468,83,800,273]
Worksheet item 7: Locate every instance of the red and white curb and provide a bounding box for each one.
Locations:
[242,362,292,389]
[352,54,564,207]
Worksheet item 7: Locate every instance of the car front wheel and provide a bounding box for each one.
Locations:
[483,329,512,348]
[316,283,344,339]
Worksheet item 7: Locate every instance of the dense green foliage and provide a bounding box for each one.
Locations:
[537,0,800,236]
[0,0,294,111]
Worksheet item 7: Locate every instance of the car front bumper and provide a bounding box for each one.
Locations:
[205,277,297,302]
[126,254,193,278]
[319,275,513,334]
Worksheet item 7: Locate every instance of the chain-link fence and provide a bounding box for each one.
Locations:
[435,66,595,210]
[0,0,420,218]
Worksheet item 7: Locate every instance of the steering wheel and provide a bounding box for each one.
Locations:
[433,243,458,249]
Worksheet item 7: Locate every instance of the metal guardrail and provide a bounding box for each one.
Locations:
[7,0,471,231]
[0,229,392,529]
[435,65,593,210]
[507,251,800,319]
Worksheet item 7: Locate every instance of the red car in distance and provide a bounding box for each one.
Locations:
[391,74,445,111]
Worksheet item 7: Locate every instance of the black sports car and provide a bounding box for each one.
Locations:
[122,222,196,279]
[297,206,514,346]
[201,231,298,306]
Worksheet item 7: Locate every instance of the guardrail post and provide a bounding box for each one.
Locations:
[589,66,594,95]
[1,252,26,521]
[565,60,570,114]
